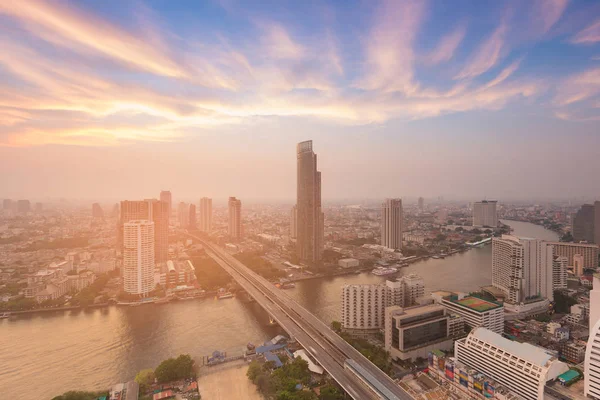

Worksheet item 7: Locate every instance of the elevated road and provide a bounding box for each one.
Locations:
[190,235,413,400]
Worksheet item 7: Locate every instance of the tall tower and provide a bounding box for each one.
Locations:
[585,274,600,398]
[473,200,498,227]
[417,197,424,212]
[381,199,403,250]
[188,204,197,229]
[178,202,189,227]
[120,199,169,263]
[199,197,212,233]
[296,140,324,264]
[572,204,595,243]
[160,190,172,222]
[123,220,155,296]
[228,197,242,239]
[290,205,297,239]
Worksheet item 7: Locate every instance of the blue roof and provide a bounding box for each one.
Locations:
[256,343,286,354]
[264,351,283,368]
[558,370,580,382]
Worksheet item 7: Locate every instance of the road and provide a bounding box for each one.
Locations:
[191,235,413,400]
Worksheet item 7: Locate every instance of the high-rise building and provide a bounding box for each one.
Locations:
[455,328,569,400]
[111,203,120,218]
[492,235,554,303]
[381,198,403,250]
[228,196,242,239]
[188,204,196,229]
[123,220,155,296]
[472,200,498,227]
[120,199,169,263]
[178,202,189,227]
[572,204,595,243]
[17,199,31,213]
[546,241,598,270]
[34,202,43,212]
[2,199,12,210]
[553,256,568,291]
[290,205,297,239]
[92,203,104,219]
[585,273,600,398]
[296,140,324,264]
[574,254,585,276]
[199,197,212,233]
[418,197,424,212]
[595,201,600,247]
[160,190,172,222]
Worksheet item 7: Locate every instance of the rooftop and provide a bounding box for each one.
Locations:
[446,294,503,312]
[470,328,554,367]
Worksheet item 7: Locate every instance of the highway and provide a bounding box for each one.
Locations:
[190,235,413,400]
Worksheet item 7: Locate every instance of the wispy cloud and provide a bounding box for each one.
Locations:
[424,24,466,65]
[454,22,507,80]
[572,19,600,44]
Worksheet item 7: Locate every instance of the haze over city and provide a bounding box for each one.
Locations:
[2,0,600,200]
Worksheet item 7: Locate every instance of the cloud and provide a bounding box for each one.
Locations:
[532,0,569,35]
[424,24,466,65]
[572,19,600,44]
[554,67,600,106]
[455,22,507,80]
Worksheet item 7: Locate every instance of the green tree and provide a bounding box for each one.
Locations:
[554,290,578,313]
[247,360,263,382]
[51,391,108,400]
[154,354,195,383]
[135,368,155,390]
[319,384,344,400]
[330,320,342,333]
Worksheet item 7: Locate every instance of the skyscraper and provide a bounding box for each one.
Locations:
[595,201,600,247]
[417,197,424,212]
[199,197,212,233]
[585,273,600,398]
[290,205,297,239]
[381,198,403,250]
[188,204,197,229]
[178,202,189,227]
[160,190,172,222]
[92,203,104,219]
[228,196,242,239]
[572,204,595,243]
[17,199,31,213]
[296,140,324,264]
[492,235,554,303]
[472,200,498,227]
[123,220,155,296]
[120,199,169,263]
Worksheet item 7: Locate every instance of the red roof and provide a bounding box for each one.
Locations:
[153,390,174,400]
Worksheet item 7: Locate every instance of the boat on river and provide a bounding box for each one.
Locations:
[0,312,10,319]
[371,266,398,276]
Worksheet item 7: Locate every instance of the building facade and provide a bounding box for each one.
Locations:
[178,202,189,228]
[341,284,385,331]
[455,328,569,400]
[199,197,212,233]
[228,196,242,239]
[546,241,599,271]
[92,203,104,219]
[492,235,554,304]
[585,273,600,399]
[432,291,504,334]
[572,204,595,244]
[553,256,568,291]
[381,198,403,250]
[123,220,155,296]
[296,140,324,264]
[160,190,172,222]
[290,205,297,239]
[473,200,498,227]
[120,199,169,263]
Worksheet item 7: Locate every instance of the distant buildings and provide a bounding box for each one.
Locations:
[418,197,424,212]
[572,203,595,243]
[290,205,297,239]
[546,241,599,271]
[155,260,196,288]
[492,235,554,304]
[123,220,155,296]
[34,202,43,212]
[585,273,600,398]
[553,256,568,291]
[17,199,31,213]
[188,204,196,229]
[381,198,403,250]
[472,200,498,227]
[2,199,12,210]
[228,196,242,239]
[92,203,104,219]
[199,197,212,233]
[455,328,569,400]
[178,202,189,228]
[296,140,324,264]
[160,190,172,222]
[385,304,464,361]
[120,199,169,263]
[431,291,504,334]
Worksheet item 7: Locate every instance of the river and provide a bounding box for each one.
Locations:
[0,220,558,399]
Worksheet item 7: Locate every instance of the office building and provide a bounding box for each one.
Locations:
[92,203,104,219]
[418,197,424,212]
[574,254,585,276]
[432,291,504,334]
[296,140,324,264]
[572,204,595,243]
[492,235,554,304]
[381,198,403,250]
[553,256,568,291]
[17,199,31,213]
[290,205,297,239]
[188,204,196,229]
[123,220,155,296]
[473,200,498,227]
[385,304,464,361]
[455,328,569,400]
[2,199,12,210]
[160,190,172,221]
[546,241,598,271]
[228,196,242,239]
[585,273,600,399]
[120,199,169,263]
[177,202,189,227]
[199,197,212,233]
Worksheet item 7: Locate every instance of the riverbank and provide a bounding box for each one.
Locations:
[4,302,110,315]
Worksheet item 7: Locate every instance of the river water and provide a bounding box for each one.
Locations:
[0,220,558,399]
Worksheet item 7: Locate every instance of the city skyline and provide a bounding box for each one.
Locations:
[2,1,600,200]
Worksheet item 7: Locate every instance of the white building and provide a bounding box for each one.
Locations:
[199,197,212,233]
[455,328,569,400]
[545,241,599,271]
[492,235,554,304]
[228,197,242,239]
[381,198,403,250]
[473,200,498,227]
[585,273,600,398]
[553,256,568,291]
[338,258,359,268]
[123,220,155,296]
[432,291,504,334]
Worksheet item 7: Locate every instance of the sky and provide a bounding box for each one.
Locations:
[1,0,600,202]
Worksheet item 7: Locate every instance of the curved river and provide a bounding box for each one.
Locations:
[0,220,558,399]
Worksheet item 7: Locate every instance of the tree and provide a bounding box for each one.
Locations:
[471,228,482,234]
[247,360,263,382]
[330,320,342,333]
[454,227,464,232]
[51,391,108,400]
[554,290,578,313]
[135,368,155,390]
[154,354,195,383]
[561,232,574,243]
[319,384,344,400]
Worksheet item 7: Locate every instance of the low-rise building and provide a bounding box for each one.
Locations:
[338,258,359,268]
[432,291,504,334]
[561,341,586,364]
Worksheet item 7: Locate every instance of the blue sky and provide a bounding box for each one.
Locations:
[0,0,600,201]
